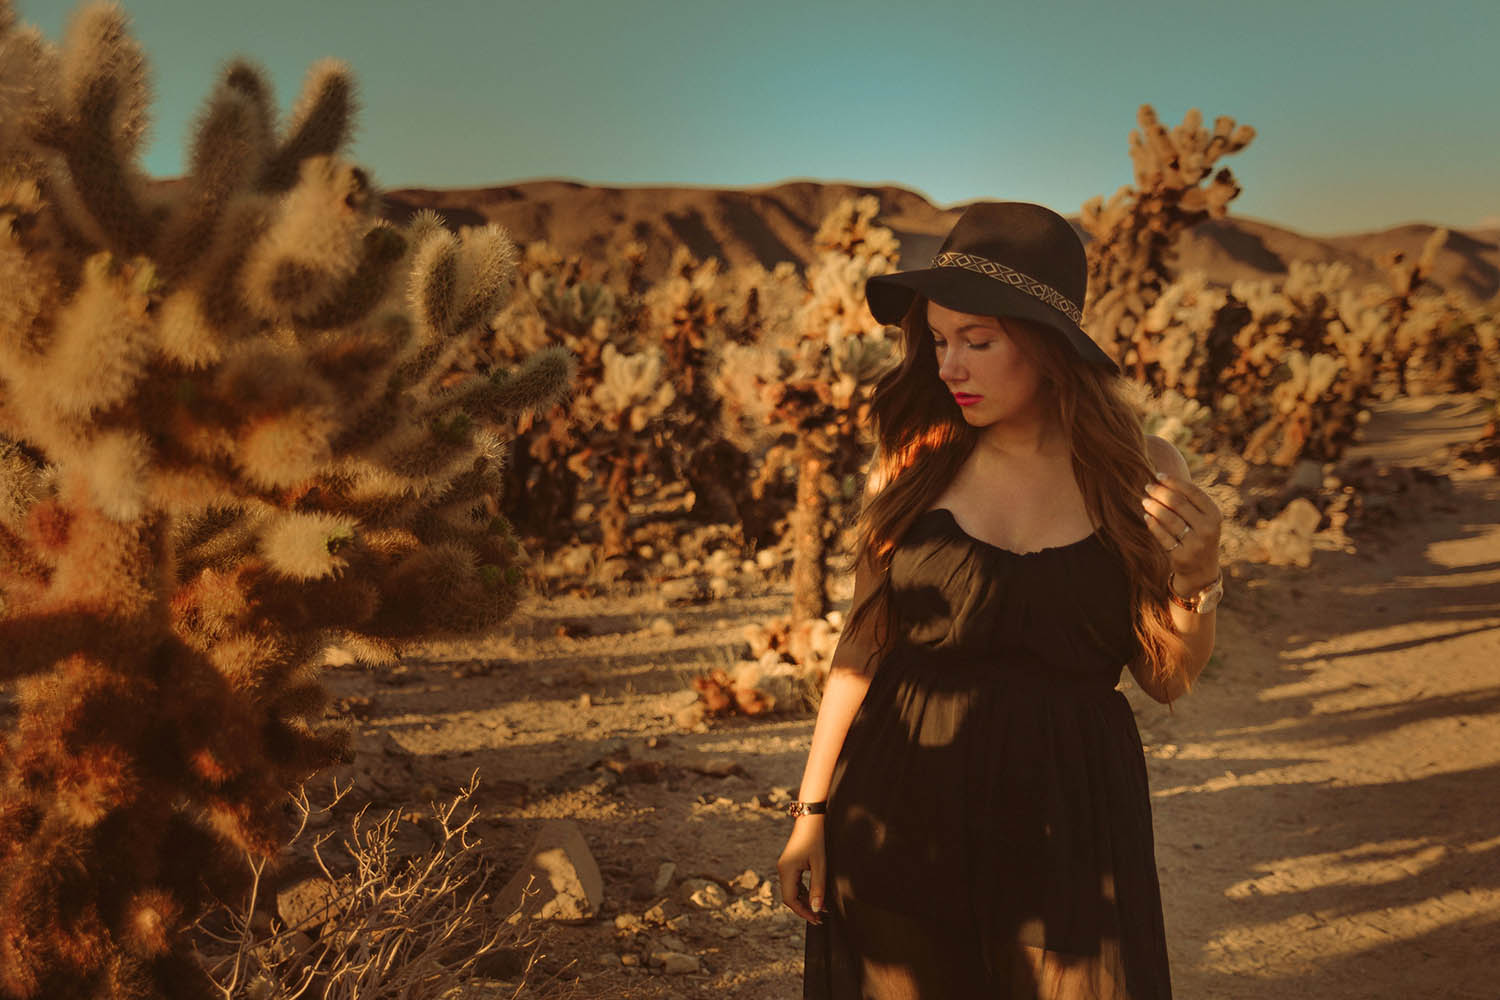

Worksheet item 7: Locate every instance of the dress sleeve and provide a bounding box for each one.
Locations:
[828,549,890,676]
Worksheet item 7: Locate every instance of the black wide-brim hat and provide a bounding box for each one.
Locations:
[866,201,1119,374]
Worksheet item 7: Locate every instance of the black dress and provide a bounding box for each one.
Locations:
[804,507,1172,1000]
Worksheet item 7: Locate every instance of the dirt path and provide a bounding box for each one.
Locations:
[314,395,1499,999]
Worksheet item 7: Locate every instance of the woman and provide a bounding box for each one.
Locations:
[778,201,1224,999]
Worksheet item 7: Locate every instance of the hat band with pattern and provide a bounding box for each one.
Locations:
[930,251,1083,325]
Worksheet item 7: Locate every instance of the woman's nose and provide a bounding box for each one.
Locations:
[938,348,964,382]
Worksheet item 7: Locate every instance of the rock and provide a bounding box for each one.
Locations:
[680,878,727,910]
[652,861,677,897]
[578,692,592,710]
[637,544,656,560]
[724,899,758,920]
[752,879,776,906]
[825,609,844,630]
[673,702,706,730]
[718,925,742,938]
[729,869,760,892]
[495,819,604,923]
[656,933,688,953]
[620,953,640,967]
[1257,497,1323,567]
[276,876,348,934]
[659,951,701,975]
[660,577,703,605]
[648,616,676,637]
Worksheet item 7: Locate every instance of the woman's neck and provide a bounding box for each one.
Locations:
[973,408,1068,465]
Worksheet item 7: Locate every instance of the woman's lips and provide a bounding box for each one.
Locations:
[953,393,982,406]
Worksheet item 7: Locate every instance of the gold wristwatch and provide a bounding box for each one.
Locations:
[1169,571,1224,614]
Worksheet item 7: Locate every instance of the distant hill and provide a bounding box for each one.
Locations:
[383,180,1500,303]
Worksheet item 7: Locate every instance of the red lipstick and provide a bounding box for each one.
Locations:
[953,393,982,406]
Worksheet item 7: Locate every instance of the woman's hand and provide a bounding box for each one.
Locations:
[1142,471,1223,590]
[776,816,827,924]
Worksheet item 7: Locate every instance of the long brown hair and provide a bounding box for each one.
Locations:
[843,295,1188,698]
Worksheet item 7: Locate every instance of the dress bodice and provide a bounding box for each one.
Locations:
[886,507,1141,690]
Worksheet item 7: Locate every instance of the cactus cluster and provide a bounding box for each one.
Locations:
[1081,105,1256,371]
[713,195,899,622]
[0,5,570,996]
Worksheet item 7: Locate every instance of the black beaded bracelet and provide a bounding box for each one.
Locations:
[787,800,827,817]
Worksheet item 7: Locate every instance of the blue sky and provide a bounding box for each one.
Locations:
[22,0,1499,235]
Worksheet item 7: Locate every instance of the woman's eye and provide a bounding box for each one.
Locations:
[968,341,991,350]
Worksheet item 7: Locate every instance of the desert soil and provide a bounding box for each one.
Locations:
[310,393,1499,1000]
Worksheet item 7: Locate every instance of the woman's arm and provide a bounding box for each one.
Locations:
[1133,435,1221,702]
[778,553,883,922]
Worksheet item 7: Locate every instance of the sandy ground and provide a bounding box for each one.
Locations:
[307,394,1499,1000]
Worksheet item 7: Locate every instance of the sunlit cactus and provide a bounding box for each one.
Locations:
[713,195,898,626]
[0,5,571,997]
[1081,105,1255,372]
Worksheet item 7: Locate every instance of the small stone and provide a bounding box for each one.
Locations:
[637,544,656,560]
[578,693,592,710]
[648,616,676,636]
[660,578,702,604]
[276,876,348,933]
[614,913,642,932]
[494,819,604,923]
[729,869,760,892]
[659,952,701,975]
[657,934,688,953]
[666,914,692,931]
[718,925,742,939]
[674,702,706,730]
[652,861,677,897]
[619,953,640,967]
[681,879,728,910]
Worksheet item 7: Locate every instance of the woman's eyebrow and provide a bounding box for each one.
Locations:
[928,322,995,337]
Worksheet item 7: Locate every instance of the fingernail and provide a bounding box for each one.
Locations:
[810,896,822,910]
[1156,471,1168,481]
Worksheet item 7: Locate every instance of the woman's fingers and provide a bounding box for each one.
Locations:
[777,858,820,924]
[809,859,826,916]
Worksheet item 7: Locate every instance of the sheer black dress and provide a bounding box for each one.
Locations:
[803,507,1172,999]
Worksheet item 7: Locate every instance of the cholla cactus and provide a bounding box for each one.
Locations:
[714,195,898,622]
[581,342,675,556]
[0,6,570,998]
[1081,105,1256,371]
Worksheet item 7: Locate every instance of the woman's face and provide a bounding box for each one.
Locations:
[925,301,1048,425]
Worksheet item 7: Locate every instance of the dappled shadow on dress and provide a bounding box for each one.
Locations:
[806,505,1173,1000]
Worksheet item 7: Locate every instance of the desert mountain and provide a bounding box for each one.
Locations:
[383,180,1500,302]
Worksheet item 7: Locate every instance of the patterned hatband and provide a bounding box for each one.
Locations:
[930,251,1082,325]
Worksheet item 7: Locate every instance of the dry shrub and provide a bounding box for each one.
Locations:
[193,776,586,1000]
